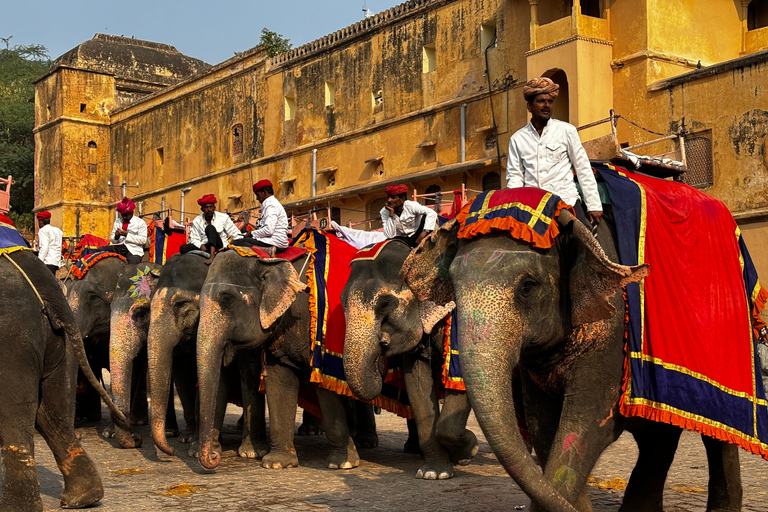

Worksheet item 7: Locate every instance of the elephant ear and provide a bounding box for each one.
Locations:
[419,300,455,334]
[401,218,459,306]
[557,210,649,326]
[257,258,309,329]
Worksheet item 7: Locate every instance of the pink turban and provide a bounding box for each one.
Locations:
[116,197,135,214]
[522,77,560,101]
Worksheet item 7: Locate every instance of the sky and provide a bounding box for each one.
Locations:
[1,0,403,64]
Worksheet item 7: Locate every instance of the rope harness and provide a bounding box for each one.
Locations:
[2,252,45,309]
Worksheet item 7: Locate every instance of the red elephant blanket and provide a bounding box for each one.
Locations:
[596,162,768,460]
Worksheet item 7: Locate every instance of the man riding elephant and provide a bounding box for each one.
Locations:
[179,194,242,265]
[379,184,437,246]
[103,197,147,264]
[231,180,289,257]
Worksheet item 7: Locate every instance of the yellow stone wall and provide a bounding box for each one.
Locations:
[33,0,768,279]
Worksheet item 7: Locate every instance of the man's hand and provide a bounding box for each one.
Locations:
[588,211,603,226]
[115,228,127,237]
[385,205,395,216]
[415,231,429,245]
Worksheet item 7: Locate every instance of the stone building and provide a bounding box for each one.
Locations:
[34,0,768,273]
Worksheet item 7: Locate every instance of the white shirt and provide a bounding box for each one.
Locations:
[380,200,438,239]
[38,223,63,267]
[249,195,289,249]
[188,211,243,248]
[109,215,148,257]
[506,118,602,212]
[330,221,386,249]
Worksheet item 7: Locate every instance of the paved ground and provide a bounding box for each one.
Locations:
[23,399,768,511]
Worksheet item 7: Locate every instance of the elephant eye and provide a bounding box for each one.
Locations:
[217,292,238,309]
[518,277,539,299]
[375,295,398,316]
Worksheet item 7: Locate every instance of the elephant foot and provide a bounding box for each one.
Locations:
[353,429,379,449]
[326,442,360,470]
[446,430,479,465]
[165,426,179,438]
[415,460,454,480]
[74,411,101,427]
[130,413,149,426]
[60,483,103,509]
[178,427,196,444]
[238,437,269,459]
[262,448,299,469]
[59,452,104,509]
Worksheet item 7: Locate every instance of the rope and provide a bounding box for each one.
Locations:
[2,253,45,308]
[617,115,666,137]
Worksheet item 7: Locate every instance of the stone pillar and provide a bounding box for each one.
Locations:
[529,0,539,50]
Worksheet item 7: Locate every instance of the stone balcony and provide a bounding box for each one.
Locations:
[530,4,611,51]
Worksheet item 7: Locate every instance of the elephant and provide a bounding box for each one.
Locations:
[0,249,129,511]
[148,253,210,456]
[65,255,126,423]
[108,262,181,448]
[402,212,743,512]
[341,239,479,479]
[196,249,379,471]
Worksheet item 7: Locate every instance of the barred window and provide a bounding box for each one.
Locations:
[683,134,713,189]
[232,124,243,156]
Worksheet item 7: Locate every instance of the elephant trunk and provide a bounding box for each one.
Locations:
[456,291,578,512]
[148,293,180,455]
[343,307,383,401]
[63,312,130,430]
[109,300,147,448]
[196,296,229,470]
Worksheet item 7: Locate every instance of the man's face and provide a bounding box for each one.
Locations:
[386,194,405,212]
[37,219,45,229]
[255,190,267,204]
[201,203,216,220]
[527,93,554,122]
[120,212,133,223]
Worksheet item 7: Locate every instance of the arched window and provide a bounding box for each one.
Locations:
[482,171,501,191]
[424,184,442,209]
[232,123,243,156]
[542,68,569,123]
[87,140,97,149]
[749,0,768,30]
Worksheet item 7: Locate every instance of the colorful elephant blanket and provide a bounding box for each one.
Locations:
[596,162,768,459]
[0,213,31,255]
[148,221,185,265]
[71,251,126,279]
[456,187,574,247]
[69,234,109,260]
[297,230,413,418]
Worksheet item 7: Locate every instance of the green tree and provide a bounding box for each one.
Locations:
[259,28,292,57]
[0,37,50,232]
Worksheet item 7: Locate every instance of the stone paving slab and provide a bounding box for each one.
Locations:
[17,400,768,511]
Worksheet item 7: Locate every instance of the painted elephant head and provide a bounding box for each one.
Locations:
[148,253,210,456]
[341,240,454,401]
[402,212,648,512]
[196,250,307,469]
[66,257,127,345]
[108,263,161,448]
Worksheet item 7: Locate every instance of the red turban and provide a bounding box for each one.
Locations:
[116,197,135,214]
[252,179,273,193]
[36,211,51,220]
[197,194,217,206]
[385,184,408,197]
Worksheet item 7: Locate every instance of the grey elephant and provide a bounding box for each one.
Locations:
[148,252,258,459]
[341,239,478,479]
[108,262,182,448]
[0,249,128,511]
[66,255,126,422]
[196,250,378,471]
[403,213,744,512]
